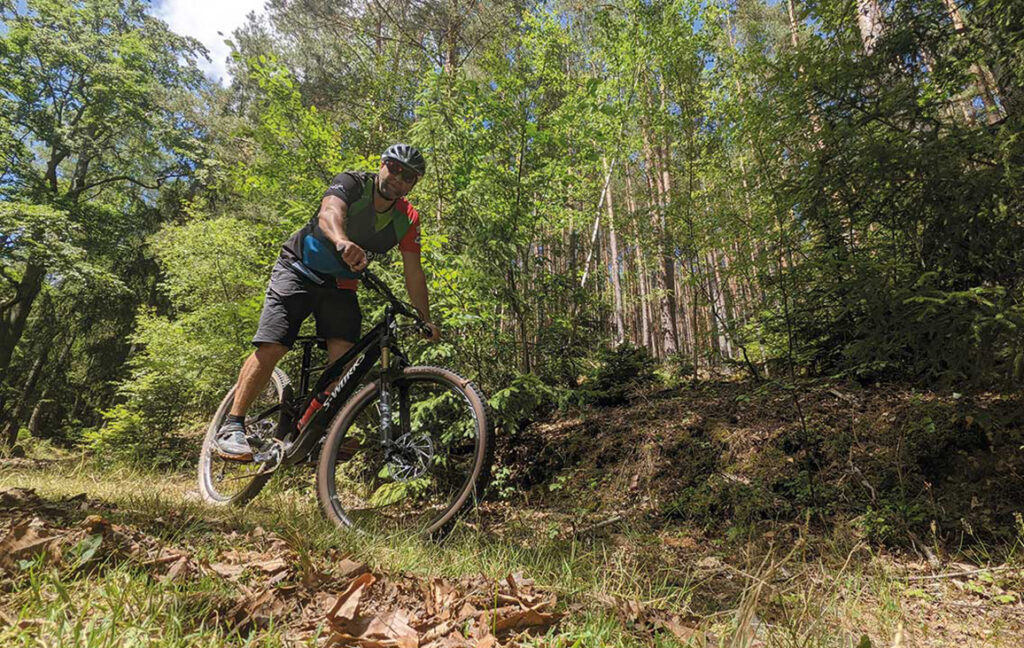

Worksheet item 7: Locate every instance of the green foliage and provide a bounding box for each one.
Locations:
[5,0,1024,476]
[231,55,373,208]
[0,0,206,203]
[489,373,559,428]
[735,0,1024,385]
[91,217,268,463]
[0,0,210,452]
[664,352,696,381]
[84,404,148,465]
[581,344,658,406]
[488,343,658,428]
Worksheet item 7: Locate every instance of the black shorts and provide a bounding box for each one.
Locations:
[252,258,361,347]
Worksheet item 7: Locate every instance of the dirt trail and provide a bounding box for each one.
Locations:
[3,379,1024,645]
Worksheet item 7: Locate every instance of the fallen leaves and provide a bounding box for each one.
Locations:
[0,488,564,646]
[328,573,376,626]
[661,615,715,647]
[318,570,561,647]
[0,513,182,576]
[0,519,61,572]
[592,590,719,646]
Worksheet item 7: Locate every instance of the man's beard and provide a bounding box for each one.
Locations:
[377,176,403,200]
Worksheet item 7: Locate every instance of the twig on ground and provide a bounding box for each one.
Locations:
[904,565,1018,582]
[573,514,624,536]
[907,530,942,570]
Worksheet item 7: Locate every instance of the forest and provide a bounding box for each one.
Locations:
[2,0,1024,645]
[1,0,1022,457]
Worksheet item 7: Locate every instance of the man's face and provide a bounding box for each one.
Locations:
[378,159,420,200]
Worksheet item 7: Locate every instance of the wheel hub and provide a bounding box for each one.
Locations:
[386,432,433,482]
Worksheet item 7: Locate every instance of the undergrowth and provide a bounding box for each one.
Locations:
[3,378,1024,646]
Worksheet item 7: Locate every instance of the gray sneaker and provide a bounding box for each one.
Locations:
[214,420,253,461]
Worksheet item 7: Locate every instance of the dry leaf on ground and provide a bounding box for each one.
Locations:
[0,520,61,572]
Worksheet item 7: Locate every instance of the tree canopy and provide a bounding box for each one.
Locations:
[1,0,1022,459]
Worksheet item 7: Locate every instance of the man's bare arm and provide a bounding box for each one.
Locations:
[318,195,367,270]
[402,250,440,341]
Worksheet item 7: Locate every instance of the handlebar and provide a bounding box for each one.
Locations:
[362,270,435,338]
[335,243,432,337]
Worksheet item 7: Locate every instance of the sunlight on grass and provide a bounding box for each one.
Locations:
[2,461,1021,647]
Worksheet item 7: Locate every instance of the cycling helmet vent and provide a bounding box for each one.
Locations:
[382,143,426,176]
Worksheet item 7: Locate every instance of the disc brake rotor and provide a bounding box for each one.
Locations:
[386,432,434,482]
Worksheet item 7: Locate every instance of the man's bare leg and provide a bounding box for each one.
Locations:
[229,342,289,417]
[217,339,353,460]
[318,338,356,393]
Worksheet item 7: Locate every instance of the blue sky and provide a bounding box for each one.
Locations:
[150,0,267,85]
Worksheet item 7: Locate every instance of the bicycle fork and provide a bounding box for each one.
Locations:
[377,338,411,458]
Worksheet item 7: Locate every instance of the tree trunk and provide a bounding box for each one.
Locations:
[0,262,46,380]
[624,169,652,351]
[782,0,825,138]
[675,261,692,358]
[603,158,625,344]
[507,265,530,375]
[27,397,49,439]
[641,118,678,357]
[708,250,733,360]
[855,0,884,55]
[941,0,1004,124]
[444,0,461,77]
[657,80,681,356]
[2,348,47,447]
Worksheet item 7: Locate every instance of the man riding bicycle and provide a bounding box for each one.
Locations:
[214,143,440,461]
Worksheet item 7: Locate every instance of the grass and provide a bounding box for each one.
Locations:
[1,459,1022,647]
[6,560,251,647]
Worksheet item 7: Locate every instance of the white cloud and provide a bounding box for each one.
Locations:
[152,0,267,85]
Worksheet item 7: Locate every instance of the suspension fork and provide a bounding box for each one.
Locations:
[378,305,397,447]
[377,305,411,448]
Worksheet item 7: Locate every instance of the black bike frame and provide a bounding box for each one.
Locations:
[266,305,408,469]
[239,264,423,469]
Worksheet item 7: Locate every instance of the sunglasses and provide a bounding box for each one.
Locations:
[384,159,420,183]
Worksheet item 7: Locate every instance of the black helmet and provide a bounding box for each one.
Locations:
[382,143,426,176]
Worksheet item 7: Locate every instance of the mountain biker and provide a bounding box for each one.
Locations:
[214,143,440,461]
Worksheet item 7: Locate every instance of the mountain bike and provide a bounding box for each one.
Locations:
[196,266,494,539]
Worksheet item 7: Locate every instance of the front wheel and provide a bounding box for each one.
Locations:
[198,368,292,506]
[316,366,494,539]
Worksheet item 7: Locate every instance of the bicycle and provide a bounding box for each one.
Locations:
[197,266,494,539]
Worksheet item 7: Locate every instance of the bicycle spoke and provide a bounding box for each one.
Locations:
[320,370,490,537]
[200,374,283,504]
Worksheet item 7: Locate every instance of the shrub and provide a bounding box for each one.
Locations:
[580,343,658,405]
[90,216,269,466]
[489,373,559,429]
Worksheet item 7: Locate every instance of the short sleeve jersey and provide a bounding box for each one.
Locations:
[281,171,421,287]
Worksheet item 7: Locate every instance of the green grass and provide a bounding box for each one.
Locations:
[3,559,251,647]
[1,460,1022,647]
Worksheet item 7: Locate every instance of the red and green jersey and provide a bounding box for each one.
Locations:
[281,171,421,289]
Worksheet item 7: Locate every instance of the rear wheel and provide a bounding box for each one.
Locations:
[198,369,291,506]
[316,366,493,539]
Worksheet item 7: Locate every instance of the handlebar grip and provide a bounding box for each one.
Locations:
[335,242,371,279]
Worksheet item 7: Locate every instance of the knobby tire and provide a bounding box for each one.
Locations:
[197,368,291,506]
[316,365,493,540]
